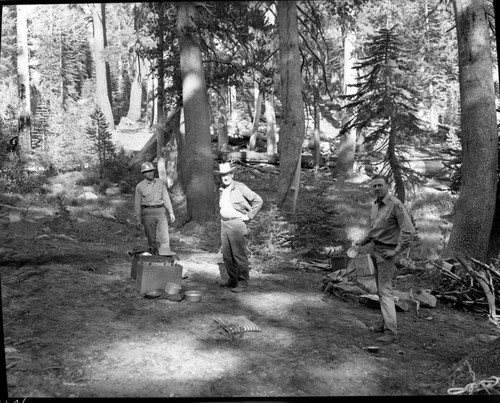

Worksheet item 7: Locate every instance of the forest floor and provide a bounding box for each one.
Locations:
[2,165,500,398]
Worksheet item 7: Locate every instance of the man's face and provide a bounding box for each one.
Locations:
[143,170,155,180]
[371,178,389,200]
[221,173,234,187]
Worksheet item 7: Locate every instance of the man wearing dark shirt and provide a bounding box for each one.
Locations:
[357,174,415,343]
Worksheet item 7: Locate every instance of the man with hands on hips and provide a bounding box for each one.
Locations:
[356,174,415,344]
[216,162,263,293]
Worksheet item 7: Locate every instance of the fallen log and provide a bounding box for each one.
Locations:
[222,150,279,165]
[128,108,182,167]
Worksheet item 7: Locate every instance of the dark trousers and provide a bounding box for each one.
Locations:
[142,207,170,254]
[221,219,249,285]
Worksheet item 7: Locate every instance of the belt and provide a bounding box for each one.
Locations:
[221,217,241,221]
[142,205,164,209]
[373,240,397,248]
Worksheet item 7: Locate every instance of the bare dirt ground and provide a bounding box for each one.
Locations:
[2,185,500,398]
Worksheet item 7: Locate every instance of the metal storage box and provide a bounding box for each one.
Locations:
[134,256,182,294]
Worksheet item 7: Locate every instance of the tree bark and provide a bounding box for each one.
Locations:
[248,85,263,151]
[388,123,405,203]
[313,99,321,168]
[217,85,229,152]
[447,0,498,261]
[265,92,278,157]
[92,3,114,130]
[486,0,500,261]
[276,0,305,214]
[156,3,167,186]
[336,28,357,179]
[177,2,216,225]
[126,51,144,122]
[16,5,31,158]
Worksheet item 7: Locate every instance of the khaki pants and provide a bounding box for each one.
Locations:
[142,207,170,255]
[370,243,398,334]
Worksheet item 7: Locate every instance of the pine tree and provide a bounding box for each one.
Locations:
[86,106,115,178]
[341,27,425,203]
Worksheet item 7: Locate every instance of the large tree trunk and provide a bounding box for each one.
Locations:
[276,0,305,214]
[156,3,167,185]
[217,85,229,152]
[313,97,321,168]
[126,51,144,122]
[336,28,357,179]
[248,85,263,151]
[388,123,405,203]
[265,92,278,157]
[177,2,216,226]
[16,5,31,158]
[486,0,500,261]
[446,0,498,261]
[92,3,114,130]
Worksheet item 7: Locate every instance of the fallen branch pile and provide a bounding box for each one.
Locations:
[433,257,500,325]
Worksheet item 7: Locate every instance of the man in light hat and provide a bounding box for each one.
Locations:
[134,162,176,256]
[216,162,263,293]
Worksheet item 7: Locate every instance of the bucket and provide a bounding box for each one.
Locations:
[185,290,202,303]
[165,282,182,295]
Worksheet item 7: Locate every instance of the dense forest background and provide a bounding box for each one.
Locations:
[2,1,500,397]
[0,0,499,261]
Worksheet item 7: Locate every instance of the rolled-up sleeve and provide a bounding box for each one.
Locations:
[241,184,263,219]
[161,183,174,215]
[395,204,415,253]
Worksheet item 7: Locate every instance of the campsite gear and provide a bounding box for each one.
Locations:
[140,162,155,172]
[347,254,375,277]
[330,256,346,271]
[165,282,181,295]
[167,293,184,301]
[131,252,175,279]
[144,290,163,298]
[135,255,182,294]
[213,315,262,335]
[185,290,202,302]
[347,246,359,258]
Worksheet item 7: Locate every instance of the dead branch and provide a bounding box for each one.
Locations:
[456,257,499,325]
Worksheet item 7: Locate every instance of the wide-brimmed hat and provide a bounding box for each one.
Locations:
[215,162,236,175]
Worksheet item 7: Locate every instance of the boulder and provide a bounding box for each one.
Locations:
[78,192,99,201]
[105,187,121,196]
[414,290,437,308]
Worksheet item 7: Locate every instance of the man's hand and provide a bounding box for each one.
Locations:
[382,249,398,258]
[169,213,176,223]
[134,218,142,229]
[356,238,369,246]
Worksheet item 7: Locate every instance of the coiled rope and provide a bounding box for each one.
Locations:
[448,376,500,395]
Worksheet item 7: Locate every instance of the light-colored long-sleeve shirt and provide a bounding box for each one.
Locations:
[218,180,263,220]
[367,193,415,253]
[134,178,173,221]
